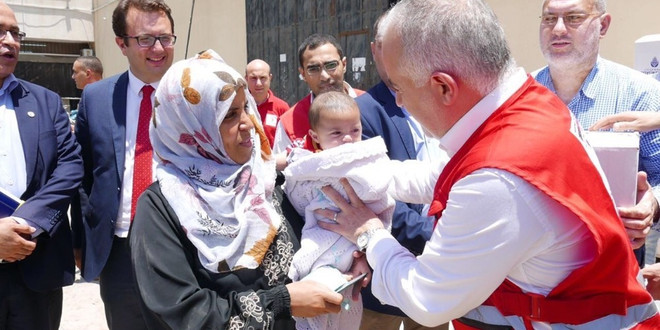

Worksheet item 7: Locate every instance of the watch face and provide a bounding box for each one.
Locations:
[357,232,369,249]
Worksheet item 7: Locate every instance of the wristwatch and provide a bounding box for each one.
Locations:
[357,228,385,252]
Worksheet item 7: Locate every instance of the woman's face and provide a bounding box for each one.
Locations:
[219,88,254,165]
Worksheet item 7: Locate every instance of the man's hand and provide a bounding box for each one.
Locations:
[347,250,371,301]
[590,111,660,133]
[642,263,660,300]
[286,280,343,317]
[315,178,385,244]
[0,217,36,262]
[618,172,658,249]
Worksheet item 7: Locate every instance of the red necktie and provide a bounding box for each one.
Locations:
[131,85,154,220]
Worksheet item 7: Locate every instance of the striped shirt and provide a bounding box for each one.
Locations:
[534,57,660,200]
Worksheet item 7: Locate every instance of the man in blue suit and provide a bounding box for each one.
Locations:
[355,11,447,330]
[72,0,175,328]
[0,3,82,329]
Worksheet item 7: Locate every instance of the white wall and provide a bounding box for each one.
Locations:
[8,0,94,42]
[487,0,660,72]
[93,0,247,78]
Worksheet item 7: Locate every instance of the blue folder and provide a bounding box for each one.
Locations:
[0,187,21,218]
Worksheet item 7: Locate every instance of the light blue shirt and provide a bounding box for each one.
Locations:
[534,57,660,202]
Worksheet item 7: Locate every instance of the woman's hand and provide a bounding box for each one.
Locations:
[315,178,385,243]
[286,281,343,318]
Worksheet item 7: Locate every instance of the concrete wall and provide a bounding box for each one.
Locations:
[93,0,247,78]
[8,0,94,42]
[487,0,660,72]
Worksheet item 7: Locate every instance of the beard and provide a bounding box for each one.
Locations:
[542,23,602,72]
[317,81,345,95]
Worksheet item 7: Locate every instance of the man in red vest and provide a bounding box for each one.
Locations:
[317,0,660,328]
[245,59,289,148]
[272,33,364,158]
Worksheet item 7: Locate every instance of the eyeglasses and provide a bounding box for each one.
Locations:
[540,12,603,28]
[0,28,25,42]
[123,34,177,48]
[305,60,340,76]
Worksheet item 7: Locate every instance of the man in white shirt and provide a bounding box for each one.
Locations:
[0,3,82,329]
[72,0,175,328]
[317,0,659,328]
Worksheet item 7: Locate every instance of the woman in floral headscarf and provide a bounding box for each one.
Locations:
[129,50,343,329]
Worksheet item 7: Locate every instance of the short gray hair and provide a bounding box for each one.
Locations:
[541,0,606,13]
[382,0,514,94]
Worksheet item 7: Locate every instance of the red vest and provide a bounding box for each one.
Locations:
[430,76,658,328]
[280,88,365,152]
[256,90,289,147]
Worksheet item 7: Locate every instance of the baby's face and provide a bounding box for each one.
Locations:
[311,107,362,150]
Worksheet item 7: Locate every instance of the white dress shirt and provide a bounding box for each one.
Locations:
[0,75,24,199]
[371,69,595,327]
[115,70,159,237]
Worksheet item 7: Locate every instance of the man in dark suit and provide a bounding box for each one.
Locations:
[72,0,175,329]
[0,2,82,329]
[355,11,447,330]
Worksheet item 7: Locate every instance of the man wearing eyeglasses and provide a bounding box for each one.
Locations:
[534,0,660,269]
[0,2,82,329]
[71,0,175,328]
[272,33,364,155]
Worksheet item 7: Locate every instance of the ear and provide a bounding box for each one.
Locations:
[84,69,92,78]
[341,57,347,74]
[370,41,376,59]
[115,36,128,56]
[298,66,306,83]
[599,13,611,37]
[308,129,320,144]
[430,72,458,106]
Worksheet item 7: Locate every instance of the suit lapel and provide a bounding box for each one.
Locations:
[12,82,39,186]
[112,72,129,180]
[376,82,417,159]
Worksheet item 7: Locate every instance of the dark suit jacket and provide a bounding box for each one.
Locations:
[356,80,435,316]
[72,72,130,281]
[11,78,82,292]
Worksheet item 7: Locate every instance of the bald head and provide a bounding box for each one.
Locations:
[245,59,273,104]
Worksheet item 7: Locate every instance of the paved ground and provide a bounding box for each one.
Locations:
[60,271,108,330]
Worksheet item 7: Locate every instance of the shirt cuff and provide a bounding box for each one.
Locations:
[365,229,397,267]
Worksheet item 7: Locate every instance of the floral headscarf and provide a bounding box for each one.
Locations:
[150,49,280,273]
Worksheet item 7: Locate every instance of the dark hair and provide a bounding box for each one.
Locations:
[112,0,174,37]
[308,91,359,130]
[75,56,104,76]
[297,33,344,67]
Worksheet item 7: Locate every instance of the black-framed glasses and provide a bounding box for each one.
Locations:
[123,34,177,48]
[305,60,340,76]
[540,12,602,28]
[0,28,25,42]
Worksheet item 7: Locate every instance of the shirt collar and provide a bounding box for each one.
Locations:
[127,69,160,96]
[439,68,528,157]
[577,56,602,101]
[0,74,18,97]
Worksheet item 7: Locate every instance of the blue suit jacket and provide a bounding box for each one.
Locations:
[72,72,130,281]
[11,79,82,292]
[356,81,435,316]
